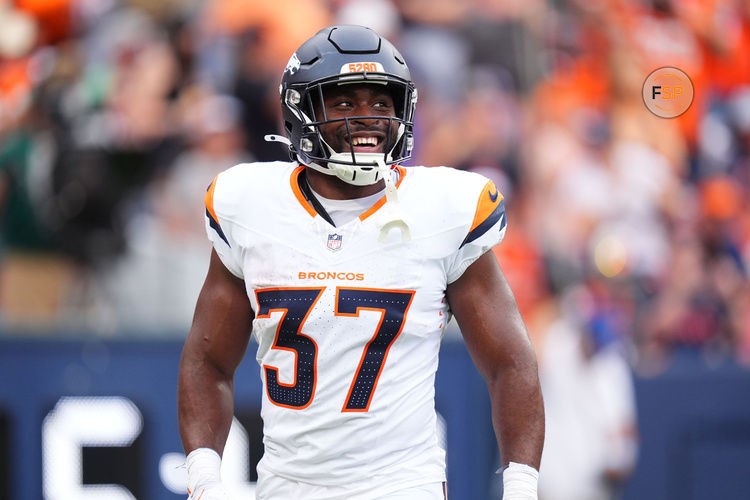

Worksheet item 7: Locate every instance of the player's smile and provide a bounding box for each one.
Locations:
[345,130,389,153]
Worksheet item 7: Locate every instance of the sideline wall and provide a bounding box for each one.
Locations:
[1,338,749,499]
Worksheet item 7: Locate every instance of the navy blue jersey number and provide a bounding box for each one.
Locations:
[335,288,415,411]
[255,288,324,409]
[255,287,414,411]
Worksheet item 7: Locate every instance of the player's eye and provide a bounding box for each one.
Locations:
[332,99,353,109]
[372,99,394,110]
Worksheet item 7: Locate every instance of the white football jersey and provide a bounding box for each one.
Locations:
[204,161,506,494]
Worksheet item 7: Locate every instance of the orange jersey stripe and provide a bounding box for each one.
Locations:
[469,180,503,232]
[204,176,220,223]
[205,174,231,246]
[290,166,318,217]
[359,166,407,221]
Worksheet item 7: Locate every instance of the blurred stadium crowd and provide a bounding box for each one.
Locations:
[0,0,749,376]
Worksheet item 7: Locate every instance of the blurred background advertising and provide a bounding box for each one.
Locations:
[1,1,749,499]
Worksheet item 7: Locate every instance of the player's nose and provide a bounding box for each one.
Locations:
[351,104,385,127]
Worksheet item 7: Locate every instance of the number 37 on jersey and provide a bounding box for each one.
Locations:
[255,286,414,413]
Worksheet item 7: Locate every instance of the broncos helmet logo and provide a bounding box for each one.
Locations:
[285,53,301,75]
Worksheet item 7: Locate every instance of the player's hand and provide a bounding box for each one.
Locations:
[186,448,235,500]
[501,462,539,500]
[188,481,236,500]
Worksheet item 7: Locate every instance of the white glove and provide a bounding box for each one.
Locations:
[186,448,236,500]
[502,462,539,500]
[188,481,235,500]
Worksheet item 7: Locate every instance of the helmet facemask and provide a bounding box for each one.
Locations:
[283,73,417,186]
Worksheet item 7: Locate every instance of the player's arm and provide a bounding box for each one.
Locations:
[178,249,253,497]
[446,251,544,497]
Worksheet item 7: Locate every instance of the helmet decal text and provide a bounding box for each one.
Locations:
[340,62,385,74]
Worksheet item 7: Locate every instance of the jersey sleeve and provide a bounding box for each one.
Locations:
[445,178,507,284]
[204,173,244,279]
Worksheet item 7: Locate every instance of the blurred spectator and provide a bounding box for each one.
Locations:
[99,91,252,332]
[0,3,69,328]
[335,0,401,41]
[0,3,38,136]
[0,100,72,328]
[537,282,639,500]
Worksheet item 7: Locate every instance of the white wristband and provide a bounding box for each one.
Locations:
[502,462,539,500]
[186,447,222,495]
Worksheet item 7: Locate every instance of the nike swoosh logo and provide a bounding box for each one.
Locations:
[488,188,498,202]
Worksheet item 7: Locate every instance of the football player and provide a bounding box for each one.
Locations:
[178,25,544,500]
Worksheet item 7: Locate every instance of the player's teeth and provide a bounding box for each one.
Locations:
[353,137,377,146]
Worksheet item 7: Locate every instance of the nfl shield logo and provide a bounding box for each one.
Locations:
[327,233,343,251]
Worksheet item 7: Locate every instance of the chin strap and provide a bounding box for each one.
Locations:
[265,134,409,243]
[375,157,410,243]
